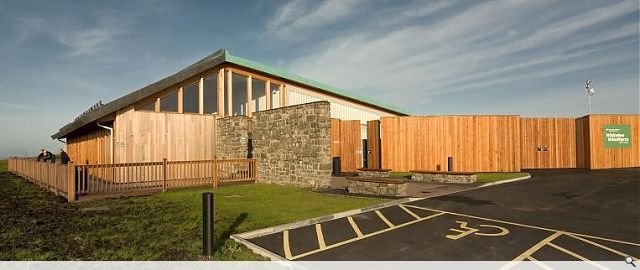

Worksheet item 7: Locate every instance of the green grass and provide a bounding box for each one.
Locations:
[389,171,412,179]
[391,171,530,183]
[475,172,530,183]
[0,160,6,172]
[0,172,386,260]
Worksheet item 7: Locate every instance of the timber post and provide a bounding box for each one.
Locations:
[162,158,168,192]
[67,162,76,202]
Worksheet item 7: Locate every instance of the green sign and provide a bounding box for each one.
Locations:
[603,125,631,148]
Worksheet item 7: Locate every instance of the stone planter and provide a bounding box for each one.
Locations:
[347,178,407,197]
[410,170,476,184]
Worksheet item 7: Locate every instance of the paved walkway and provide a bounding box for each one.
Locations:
[238,169,640,264]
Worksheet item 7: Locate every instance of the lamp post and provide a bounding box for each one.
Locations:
[586,80,595,114]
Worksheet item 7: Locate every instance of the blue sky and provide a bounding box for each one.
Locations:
[0,0,638,158]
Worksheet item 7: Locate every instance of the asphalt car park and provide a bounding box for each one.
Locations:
[242,168,640,264]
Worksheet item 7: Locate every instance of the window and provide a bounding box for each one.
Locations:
[252,79,267,112]
[203,74,218,114]
[139,101,155,111]
[232,73,248,116]
[160,91,178,112]
[271,84,281,109]
[183,82,199,113]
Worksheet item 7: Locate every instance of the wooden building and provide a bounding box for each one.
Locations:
[52,49,408,165]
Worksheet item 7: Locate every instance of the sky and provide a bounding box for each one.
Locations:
[0,0,638,159]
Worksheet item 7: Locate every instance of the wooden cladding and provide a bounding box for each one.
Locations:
[330,118,362,172]
[520,118,576,169]
[381,116,521,172]
[577,114,640,169]
[367,120,381,169]
[114,108,217,163]
[67,128,111,165]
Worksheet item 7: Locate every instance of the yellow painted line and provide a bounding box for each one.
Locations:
[548,242,608,270]
[283,230,292,260]
[403,204,640,247]
[289,211,447,260]
[404,204,555,232]
[398,204,421,220]
[513,231,564,261]
[375,210,395,228]
[566,233,639,260]
[347,216,364,237]
[315,224,326,249]
[527,256,554,270]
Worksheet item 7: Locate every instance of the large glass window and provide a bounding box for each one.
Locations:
[183,82,199,113]
[232,73,248,116]
[160,91,178,112]
[203,74,218,114]
[252,79,267,112]
[271,84,281,109]
[140,101,155,111]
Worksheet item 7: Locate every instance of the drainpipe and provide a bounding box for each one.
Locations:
[97,122,114,164]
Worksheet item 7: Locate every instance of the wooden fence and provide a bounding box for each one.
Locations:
[8,157,71,199]
[520,118,576,169]
[381,116,522,172]
[8,157,257,202]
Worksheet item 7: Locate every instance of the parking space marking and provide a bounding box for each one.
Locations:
[398,204,421,220]
[273,204,639,262]
[288,211,447,260]
[315,224,327,250]
[375,210,395,228]
[283,230,292,260]
[527,256,554,270]
[567,233,639,260]
[548,242,607,270]
[404,204,640,247]
[347,216,364,237]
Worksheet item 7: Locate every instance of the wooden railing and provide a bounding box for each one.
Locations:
[8,157,71,199]
[8,157,258,202]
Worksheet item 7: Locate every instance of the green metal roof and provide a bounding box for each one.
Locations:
[224,50,409,116]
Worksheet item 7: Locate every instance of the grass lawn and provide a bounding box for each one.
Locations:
[475,172,530,183]
[0,160,7,173]
[0,172,385,260]
[390,171,530,183]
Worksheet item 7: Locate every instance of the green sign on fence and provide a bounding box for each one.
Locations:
[603,125,631,148]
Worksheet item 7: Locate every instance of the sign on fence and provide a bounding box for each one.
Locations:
[603,125,631,148]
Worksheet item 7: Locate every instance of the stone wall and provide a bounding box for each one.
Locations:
[357,170,391,178]
[253,101,332,189]
[216,116,250,159]
[348,180,408,197]
[411,172,477,184]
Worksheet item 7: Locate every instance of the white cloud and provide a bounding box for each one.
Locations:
[272,0,637,113]
[266,0,362,42]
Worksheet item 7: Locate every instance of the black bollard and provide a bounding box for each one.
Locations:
[203,192,214,256]
[447,156,453,172]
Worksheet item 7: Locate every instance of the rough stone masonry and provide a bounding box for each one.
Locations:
[216,116,251,159]
[216,101,332,189]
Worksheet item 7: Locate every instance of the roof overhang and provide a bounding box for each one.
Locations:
[52,49,409,139]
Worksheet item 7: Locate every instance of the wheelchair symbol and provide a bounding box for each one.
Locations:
[446,221,510,240]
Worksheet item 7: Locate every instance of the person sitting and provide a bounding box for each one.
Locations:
[36,148,45,161]
[41,149,53,162]
[59,149,70,164]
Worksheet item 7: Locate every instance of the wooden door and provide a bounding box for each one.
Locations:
[340,120,362,172]
[367,120,381,169]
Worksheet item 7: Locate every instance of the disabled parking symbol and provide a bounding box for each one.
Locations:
[446,221,510,240]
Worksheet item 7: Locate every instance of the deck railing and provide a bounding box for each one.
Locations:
[8,157,258,202]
